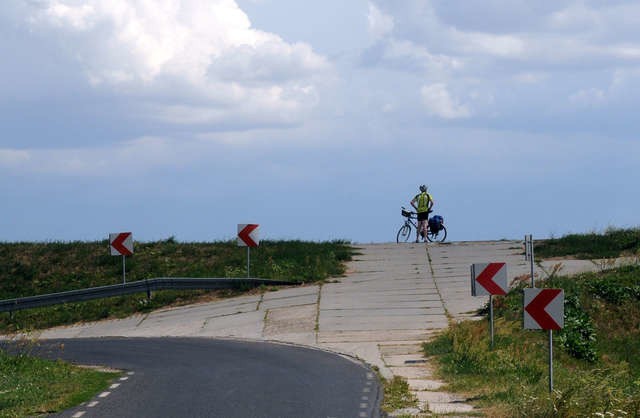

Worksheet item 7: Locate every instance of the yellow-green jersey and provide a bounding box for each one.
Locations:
[412,192,433,213]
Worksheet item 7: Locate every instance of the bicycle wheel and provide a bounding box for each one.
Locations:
[427,225,447,243]
[396,224,411,243]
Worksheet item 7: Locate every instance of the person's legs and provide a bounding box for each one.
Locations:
[416,212,429,242]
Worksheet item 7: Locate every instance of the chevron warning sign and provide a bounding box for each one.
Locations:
[471,262,508,296]
[237,224,259,247]
[109,232,133,256]
[524,288,564,330]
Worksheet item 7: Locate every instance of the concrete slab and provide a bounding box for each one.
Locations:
[407,379,445,391]
[383,354,427,367]
[378,343,425,356]
[197,310,264,339]
[317,330,434,343]
[263,304,316,337]
[389,366,432,379]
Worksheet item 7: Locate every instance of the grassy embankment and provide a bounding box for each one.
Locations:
[423,227,640,417]
[0,239,353,332]
[0,239,353,417]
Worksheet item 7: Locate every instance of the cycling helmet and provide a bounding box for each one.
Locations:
[419,185,427,192]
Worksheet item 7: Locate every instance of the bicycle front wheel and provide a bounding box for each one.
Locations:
[396,224,411,243]
[427,225,447,243]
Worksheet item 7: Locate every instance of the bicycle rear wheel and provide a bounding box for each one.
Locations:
[396,224,411,243]
[427,225,447,243]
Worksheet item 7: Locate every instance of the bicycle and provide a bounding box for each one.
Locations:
[396,207,447,243]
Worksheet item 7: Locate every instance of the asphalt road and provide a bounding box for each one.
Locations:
[25,338,381,418]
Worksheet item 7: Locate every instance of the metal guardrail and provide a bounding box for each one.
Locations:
[0,278,297,313]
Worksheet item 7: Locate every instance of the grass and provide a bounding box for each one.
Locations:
[535,227,640,259]
[0,344,119,417]
[422,265,640,417]
[0,239,354,332]
[380,375,419,414]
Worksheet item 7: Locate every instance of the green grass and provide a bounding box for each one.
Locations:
[535,227,640,259]
[0,239,354,332]
[0,346,119,417]
[423,266,640,417]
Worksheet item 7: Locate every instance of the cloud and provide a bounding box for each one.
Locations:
[360,1,640,130]
[367,2,394,40]
[0,136,193,177]
[21,0,331,128]
[569,88,606,107]
[420,83,470,119]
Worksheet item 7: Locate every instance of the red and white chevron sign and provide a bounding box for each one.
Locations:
[524,288,564,330]
[109,232,134,256]
[471,262,508,296]
[237,224,259,247]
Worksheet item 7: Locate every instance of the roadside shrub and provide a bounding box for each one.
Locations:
[557,294,597,362]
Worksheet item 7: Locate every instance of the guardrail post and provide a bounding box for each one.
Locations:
[146,279,151,301]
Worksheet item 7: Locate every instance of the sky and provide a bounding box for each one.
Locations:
[1,0,639,244]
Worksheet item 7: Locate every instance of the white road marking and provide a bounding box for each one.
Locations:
[98,391,111,398]
[110,383,121,389]
[88,401,99,407]
[360,403,368,408]
[367,372,374,379]
[72,412,85,418]
[363,387,371,393]
[119,376,129,381]
[361,396,369,401]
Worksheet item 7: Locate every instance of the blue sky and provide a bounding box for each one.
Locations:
[1,0,639,243]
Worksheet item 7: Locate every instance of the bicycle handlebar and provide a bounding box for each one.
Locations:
[401,206,416,218]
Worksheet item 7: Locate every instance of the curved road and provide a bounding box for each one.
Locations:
[31,338,380,418]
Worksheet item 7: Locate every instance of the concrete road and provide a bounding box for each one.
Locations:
[23,240,613,415]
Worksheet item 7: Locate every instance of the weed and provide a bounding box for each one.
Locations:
[535,227,640,259]
[380,375,418,413]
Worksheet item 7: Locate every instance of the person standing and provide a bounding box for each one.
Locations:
[410,185,434,242]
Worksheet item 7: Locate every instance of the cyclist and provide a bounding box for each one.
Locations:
[410,185,434,242]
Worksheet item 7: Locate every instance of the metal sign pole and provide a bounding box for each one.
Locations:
[490,294,495,349]
[529,234,535,287]
[122,255,126,284]
[247,247,250,278]
[549,330,554,392]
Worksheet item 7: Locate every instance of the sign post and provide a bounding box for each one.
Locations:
[525,234,535,287]
[237,224,259,278]
[109,232,134,284]
[471,262,508,349]
[524,288,564,392]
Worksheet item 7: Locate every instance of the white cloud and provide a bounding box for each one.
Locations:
[23,0,331,128]
[569,88,606,107]
[367,2,394,40]
[0,149,31,166]
[513,72,548,84]
[420,83,471,119]
[452,31,525,58]
[382,39,463,75]
[0,137,194,176]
